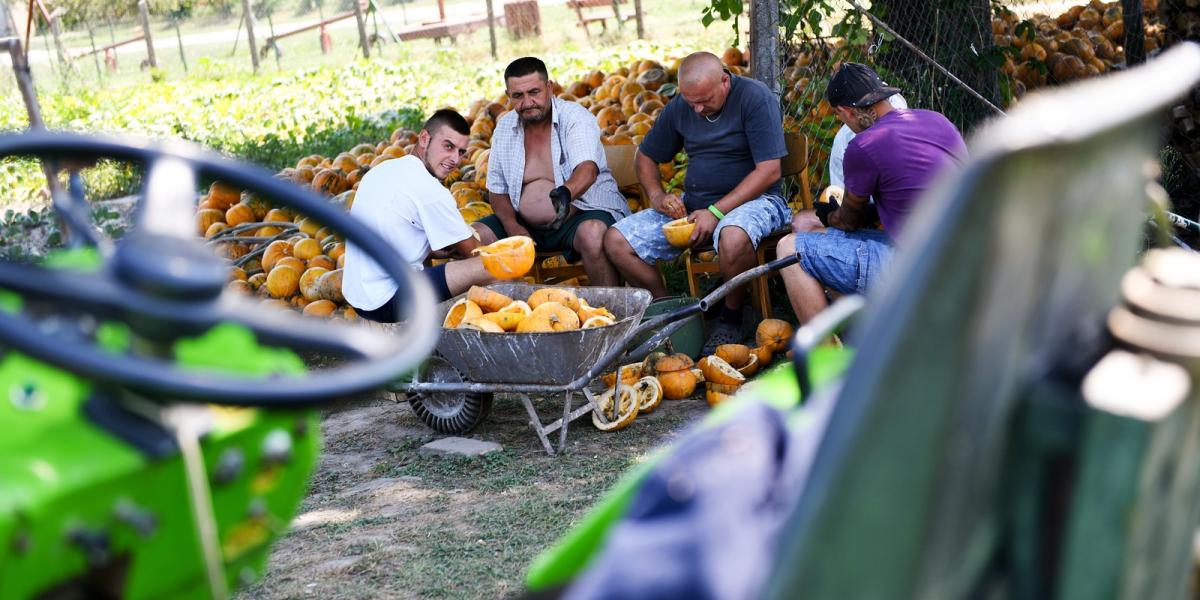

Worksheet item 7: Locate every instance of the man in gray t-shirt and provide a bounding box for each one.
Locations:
[605,51,791,354]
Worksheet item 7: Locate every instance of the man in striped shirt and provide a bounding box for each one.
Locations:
[474,57,630,286]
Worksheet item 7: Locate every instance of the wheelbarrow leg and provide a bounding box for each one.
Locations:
[518,392,556,456]
[558,391,572,454]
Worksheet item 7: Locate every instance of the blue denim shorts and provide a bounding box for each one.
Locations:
[794,227,894,295]
[612,194,791,264]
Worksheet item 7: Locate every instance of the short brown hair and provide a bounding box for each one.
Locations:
[422,109,469,137]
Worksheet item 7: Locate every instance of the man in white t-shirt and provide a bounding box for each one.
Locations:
[342,109,494,323]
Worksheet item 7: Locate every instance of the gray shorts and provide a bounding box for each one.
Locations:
[612,194,791,264]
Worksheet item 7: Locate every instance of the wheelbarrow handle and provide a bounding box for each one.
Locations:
[617,316,698,365]
[698,253,800,312]
[791,294,866,399]
[573,302,705,387]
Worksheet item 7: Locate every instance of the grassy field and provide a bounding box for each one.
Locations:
[13,0,739,94]
[0,0,738,218]
[231,367,793,599]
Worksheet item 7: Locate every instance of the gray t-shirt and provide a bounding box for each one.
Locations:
[640,75,787,212]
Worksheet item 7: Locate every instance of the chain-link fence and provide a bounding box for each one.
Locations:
[771,0,1199,218]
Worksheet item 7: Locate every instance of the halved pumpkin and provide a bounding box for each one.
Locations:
[592,386,639,432]
[474,236,535,280]
[635,376,664,414]
[698,355,746,386]
[444,298,483,328]
[662,217,695,248]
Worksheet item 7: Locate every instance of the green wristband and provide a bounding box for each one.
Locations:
[707,205,725,220]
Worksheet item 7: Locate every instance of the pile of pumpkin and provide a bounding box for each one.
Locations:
[592,318,795,432]
[992,0,1169,98]
[196,181,356,318]
[263,49,756,226]
[442,285,618,333]
[195,48,773,314]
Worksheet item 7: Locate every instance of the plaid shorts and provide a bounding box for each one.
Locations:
[794,227,894,295]
[612,194,791,264]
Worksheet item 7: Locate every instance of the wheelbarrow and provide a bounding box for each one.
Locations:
[394,254,802,455]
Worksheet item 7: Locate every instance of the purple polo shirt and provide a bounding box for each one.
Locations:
[843,108,967,237]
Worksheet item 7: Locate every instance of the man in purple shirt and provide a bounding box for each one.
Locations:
[777,62,967,323]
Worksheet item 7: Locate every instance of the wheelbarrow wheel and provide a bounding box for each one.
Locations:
[409,356,493,434]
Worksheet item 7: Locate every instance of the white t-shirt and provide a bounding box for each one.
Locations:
[828,94,909,188]
[342,155,473,311]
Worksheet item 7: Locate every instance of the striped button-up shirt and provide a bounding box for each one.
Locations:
[486,97,630,221]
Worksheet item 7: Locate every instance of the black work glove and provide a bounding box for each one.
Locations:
[816,198,840,227]
[549,185,572,211]
[546,185,573,231]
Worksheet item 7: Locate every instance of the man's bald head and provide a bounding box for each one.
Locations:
[677,52,732,117]
[678,52,725,88]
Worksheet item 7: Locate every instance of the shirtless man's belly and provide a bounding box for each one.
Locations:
[519,125,558,227]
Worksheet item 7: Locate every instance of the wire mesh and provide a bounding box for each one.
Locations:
[774,0,1200,215]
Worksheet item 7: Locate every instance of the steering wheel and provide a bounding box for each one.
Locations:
[0,131,439,406]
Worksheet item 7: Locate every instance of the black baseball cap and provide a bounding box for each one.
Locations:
[826,63,901,108]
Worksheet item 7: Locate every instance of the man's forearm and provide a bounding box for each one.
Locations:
[563,161,598,199]
[635,152,666,202]
[828,191,869,231]
[489,193,521,229]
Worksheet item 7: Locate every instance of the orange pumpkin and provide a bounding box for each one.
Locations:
[274,256,305,274]
[705,382,741,407]
[474,236,535,280]
[208,181,242,210]
[698,355,746,386]
[460,316,506,333]
[714,344,751,369]
[467,285,513,313]
[479,311,523,332]
[196,208,225,236]
[292,237,322,261]
[313,269,344,303]
[299,267,330,301]
[307,255,336,271]
[444,298,484,328]
[527,287,582,312]
[311,169,344,196]
[261,240,293,272]
[266,266,300,298]
[225,203,255,228]
[592,386,639,432]
[635,376,664,414]
[516,301,580,333]
[302,299,337,318]
[264,208,292,223]
[755,319,794,353]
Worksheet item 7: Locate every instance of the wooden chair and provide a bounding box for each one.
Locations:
[682,133,810,318]
[566,0,636,38]
[529,144,644,284]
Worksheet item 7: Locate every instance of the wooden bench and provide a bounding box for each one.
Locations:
[566,0,637,38]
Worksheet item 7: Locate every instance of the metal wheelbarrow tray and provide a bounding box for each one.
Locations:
[395,258,798,455]
[434,283,653,386]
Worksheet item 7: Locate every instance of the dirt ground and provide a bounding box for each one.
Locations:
[235,388,713,599]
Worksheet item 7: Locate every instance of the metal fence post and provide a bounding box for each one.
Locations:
[138,0,157,69]
[1122,0,1145,66]
[750,0,780,95]
[353,0,370,59]
[240,0,259,73]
